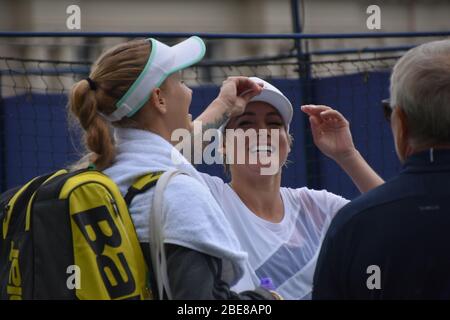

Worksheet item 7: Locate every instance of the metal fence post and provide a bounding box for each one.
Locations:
[291,0,321,189]
[0,73,5,192]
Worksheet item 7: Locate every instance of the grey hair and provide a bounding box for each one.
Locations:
[390,39,450,146]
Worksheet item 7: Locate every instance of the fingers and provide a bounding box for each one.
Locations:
[302,105,348,125]
[239,88,261,102]
[308,116,323,143]
[301,104,331,116]
[318,109,348,125]
[308,115,320,127]
[224,76,263,97]
[218,77,264,109]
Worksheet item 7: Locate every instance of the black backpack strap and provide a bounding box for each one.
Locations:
[1,171,61,240]
[0,186,21,225]
[125,172,165,299]
[124,171,165,206]
[139,242,162,300]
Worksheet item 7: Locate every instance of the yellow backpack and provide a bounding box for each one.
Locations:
[0,168,163,300]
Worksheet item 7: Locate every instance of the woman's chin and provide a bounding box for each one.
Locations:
[238,163,280,176]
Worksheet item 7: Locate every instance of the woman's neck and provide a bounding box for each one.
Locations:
[230,171,284,223]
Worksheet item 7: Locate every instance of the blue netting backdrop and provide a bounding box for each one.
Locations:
[0,57,400,200]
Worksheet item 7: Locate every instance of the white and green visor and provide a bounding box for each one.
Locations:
[103,36,206,122]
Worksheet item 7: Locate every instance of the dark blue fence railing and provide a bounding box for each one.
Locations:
[1,31,450,39]
[1,31,449,198]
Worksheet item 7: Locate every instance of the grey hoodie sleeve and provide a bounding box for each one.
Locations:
[165,244,275,300]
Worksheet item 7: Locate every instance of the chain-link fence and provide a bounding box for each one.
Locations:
[1,34,442,199]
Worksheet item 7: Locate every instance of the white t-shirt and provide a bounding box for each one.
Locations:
[201,173,350,299]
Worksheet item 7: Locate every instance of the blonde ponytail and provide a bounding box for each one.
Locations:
[69,79,115,170]
[68,39,151,171]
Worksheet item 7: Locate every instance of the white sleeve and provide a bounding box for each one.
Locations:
[313,189,350,220]
[198,172,227,204]
[160,174,247,286]
[297,188,350,235]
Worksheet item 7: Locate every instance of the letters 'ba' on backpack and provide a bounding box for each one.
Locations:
[0,168,164,300]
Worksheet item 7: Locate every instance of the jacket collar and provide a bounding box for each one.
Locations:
[402,148,450,173]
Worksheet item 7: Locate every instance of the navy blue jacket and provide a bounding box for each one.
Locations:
[313,149,450,299]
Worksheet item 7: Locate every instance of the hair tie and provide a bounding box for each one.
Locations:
[85,77,97,91]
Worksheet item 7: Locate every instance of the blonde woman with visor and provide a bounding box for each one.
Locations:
[69,37,279,299]
[194,77,384,299]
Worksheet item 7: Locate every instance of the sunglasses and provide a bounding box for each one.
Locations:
[381,98,392,122]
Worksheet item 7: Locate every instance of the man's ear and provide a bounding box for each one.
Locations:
[392,106,410,162]
[149,87,167,115]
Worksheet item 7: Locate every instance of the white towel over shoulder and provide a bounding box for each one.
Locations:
[103,127,248,286]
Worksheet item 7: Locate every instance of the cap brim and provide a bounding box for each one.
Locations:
[220,91,293,132]
[250,90,293,129]
[168,36,206,74]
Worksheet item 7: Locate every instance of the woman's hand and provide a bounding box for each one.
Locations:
[195,76,264,132]
[301,104,384,193]
[216,76,263,117]
[301,104,356,163]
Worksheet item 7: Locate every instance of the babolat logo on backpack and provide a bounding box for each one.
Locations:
[0,168,163,300]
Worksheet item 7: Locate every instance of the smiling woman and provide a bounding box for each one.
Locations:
[194,76,385,299]
[223,101,291,176]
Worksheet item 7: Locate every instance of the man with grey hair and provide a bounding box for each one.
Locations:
[312,39,450,299]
